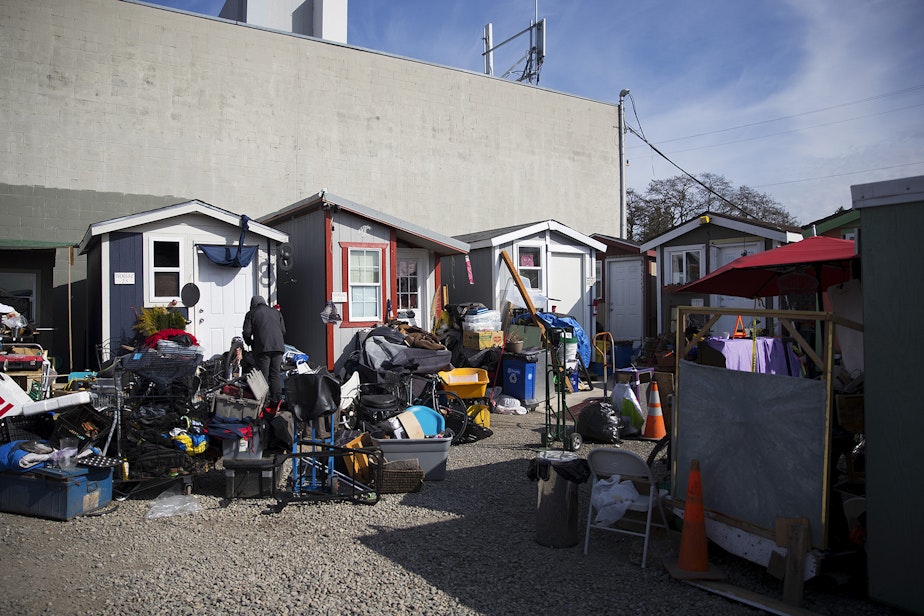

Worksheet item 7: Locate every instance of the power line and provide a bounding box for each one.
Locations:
[625,125,754,218]
[638,84,924,147]
[640,103,924,156]
[752,161,924,188]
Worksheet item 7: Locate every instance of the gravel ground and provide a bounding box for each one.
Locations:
[0,391,906,616]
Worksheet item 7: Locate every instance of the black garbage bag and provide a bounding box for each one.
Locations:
[575,400,622,444]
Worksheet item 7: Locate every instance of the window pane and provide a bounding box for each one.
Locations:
[351,285,380,318]
[154,271,180,296]
[350,250,380,283]
[519,247,540,268]
[153,241,180,268]
[687,252,701,281]
[671,253,686,284]
[522,270,540,289]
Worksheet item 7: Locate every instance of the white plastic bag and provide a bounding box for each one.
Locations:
[611,383,644,436]
[590,474,640,526]
[146,487,202,519]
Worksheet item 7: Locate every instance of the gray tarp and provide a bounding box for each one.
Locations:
[675,360,828,547]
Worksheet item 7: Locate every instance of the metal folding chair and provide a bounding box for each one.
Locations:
[583,448,670,568]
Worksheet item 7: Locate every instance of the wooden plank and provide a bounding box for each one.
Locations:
[779,319,825,375]
[782,517,810,606]
[685,580,822,616]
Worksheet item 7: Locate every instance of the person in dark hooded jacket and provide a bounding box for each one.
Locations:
[242,295,286,403]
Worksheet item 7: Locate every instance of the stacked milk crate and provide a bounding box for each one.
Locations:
[461,309,503,350]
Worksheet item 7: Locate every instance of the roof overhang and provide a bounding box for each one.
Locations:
[259,191,470,256]
[851,175,924,209]
[640,213,801,252]
[77,199,288,254]
[464,220,607,252]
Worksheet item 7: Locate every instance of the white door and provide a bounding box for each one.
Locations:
[193,254,255,359]
[548,252,587,334]
[710,242,764,337]
[396,249,430,331]
[606,258,643,342]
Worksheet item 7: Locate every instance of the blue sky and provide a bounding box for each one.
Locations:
[142,0,924,225]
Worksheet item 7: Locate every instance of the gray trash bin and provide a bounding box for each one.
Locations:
[535,450,580,548]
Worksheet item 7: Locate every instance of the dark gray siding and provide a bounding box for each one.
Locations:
[861,199,924,611]
[108,232,145,352]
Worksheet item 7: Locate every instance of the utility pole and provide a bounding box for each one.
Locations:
[618,88,629,238]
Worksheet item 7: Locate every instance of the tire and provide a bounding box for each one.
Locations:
[569,432,583,452]
[646,435,671,486]
[435,391,470,445]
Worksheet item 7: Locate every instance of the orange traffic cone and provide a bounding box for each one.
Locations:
[664,458,724,579]
[642,381,666,440]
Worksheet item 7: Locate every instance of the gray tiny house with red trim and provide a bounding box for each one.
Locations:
[259,191,469,371]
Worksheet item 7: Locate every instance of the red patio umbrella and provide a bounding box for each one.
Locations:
[674,236,859,298]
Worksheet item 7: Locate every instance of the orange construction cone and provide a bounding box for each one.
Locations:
[642,381,667,440]
[664,458,724,579]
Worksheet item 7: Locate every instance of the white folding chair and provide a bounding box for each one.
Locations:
[583,447,670,568]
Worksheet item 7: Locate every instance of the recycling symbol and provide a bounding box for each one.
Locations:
[507,371,518,384]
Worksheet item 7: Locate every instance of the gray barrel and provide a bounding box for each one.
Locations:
[535,450,580,548]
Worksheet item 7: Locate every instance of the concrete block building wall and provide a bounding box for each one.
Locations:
[0,0,621,365]
[1,0,620,241]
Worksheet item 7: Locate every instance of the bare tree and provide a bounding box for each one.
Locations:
[627,173,798,242]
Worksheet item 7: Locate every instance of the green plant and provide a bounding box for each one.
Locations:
[132,305,187,337]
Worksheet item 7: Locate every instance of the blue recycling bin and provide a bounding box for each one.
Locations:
[503,351,538,403]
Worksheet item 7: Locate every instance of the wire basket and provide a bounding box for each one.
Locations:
[377,460,424,494]
[121,346,204,387]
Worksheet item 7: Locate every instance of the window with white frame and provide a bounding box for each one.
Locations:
[665,246,703,285]
[516,245,543,291]
[348,247,382,321]
[149,237,182,302]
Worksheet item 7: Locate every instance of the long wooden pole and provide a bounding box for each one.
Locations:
[499,250,573,392]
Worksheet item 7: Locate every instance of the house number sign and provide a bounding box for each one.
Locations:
[114,272,135,285]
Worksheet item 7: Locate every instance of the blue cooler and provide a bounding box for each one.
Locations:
[502,350,540,404]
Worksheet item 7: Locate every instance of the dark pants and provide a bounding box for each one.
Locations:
[255,351,283,403]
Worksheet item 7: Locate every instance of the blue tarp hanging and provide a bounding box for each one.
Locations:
[198,244,257,267]
[197,215,256,267]
[513,312,592,367]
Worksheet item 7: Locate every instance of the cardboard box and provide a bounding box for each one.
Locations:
[462,330,504,350]
[344,432,376,482]
[0,466,113,520]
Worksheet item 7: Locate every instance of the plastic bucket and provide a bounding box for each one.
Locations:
[614,341,633,369]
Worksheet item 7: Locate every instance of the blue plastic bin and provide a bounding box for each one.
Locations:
[502,356,537,403]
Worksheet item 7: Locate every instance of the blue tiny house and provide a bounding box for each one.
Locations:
[78,200,288,363]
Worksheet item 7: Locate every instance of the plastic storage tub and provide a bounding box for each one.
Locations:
[438,368,489,399]
[373,436,452,480]
[223,458,276,498]
[221,427,265,461]
[502,356,537,403]
[0,465,113,520]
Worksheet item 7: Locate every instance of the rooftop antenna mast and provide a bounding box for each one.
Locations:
[482,2,546,84]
